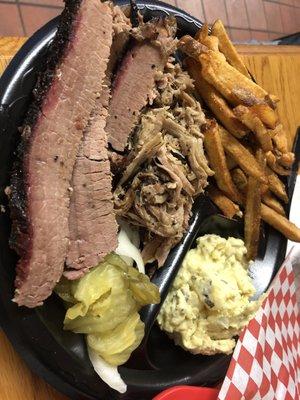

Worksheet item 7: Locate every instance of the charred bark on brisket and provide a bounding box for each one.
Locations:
[10,0,82,258]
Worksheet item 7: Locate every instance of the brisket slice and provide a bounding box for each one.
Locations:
[65,91,117,279]
[106,16,178,152]
[106,42,166,152]
[109,4,132,76]
[10,0,113,308]
[65,7,131,278]
[106,17,177,151]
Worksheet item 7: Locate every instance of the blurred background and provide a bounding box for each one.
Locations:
[0,0,299,41]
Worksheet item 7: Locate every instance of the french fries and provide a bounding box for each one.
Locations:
[266,166,289,203]
[261,204,300,242]
[207,185,240,219]
[278,153,295,168]
[203,122,243,204]
[226,154,238,170]
[244,149,264,260]
[245,176,261,260]
[178,35,207,60]
[186,58,248,139]
[250,104,278,129]
[269,124,295,167]
[231,168,247,193]
[232,168,285,215]
[255,148,269,195]
[196,23,219,52]
[211,19,250,78]
[199,50,269,106]
[186,20,299,255]
[219,128,268,184]
[266,151,291,176]
[271,124,288,153]
[262,191,285,216]
[233,105,273,152]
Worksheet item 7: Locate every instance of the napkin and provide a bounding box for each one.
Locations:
[217,251,300,400]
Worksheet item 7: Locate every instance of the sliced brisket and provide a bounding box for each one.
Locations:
[109,4,132,74]
[106,18,177,152]
[65,6,131,278]
[65,93,117,278]
[106,43,164,152]
[10,0,113,307]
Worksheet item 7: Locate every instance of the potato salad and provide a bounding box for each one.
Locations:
[157,234,263,355]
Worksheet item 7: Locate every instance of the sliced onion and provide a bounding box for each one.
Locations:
[88,346,127,394]
[116,222,145,274]
[117,219,140,248]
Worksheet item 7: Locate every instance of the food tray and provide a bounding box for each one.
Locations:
[0,1,298,399]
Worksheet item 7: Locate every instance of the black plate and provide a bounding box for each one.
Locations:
[0,2,298,399]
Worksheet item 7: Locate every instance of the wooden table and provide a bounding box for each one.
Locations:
[0,37,300,400]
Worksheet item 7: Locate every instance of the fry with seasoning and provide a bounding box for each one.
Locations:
[244,175,261,260]
[219,128,268,183]
[211,19,250,78]
[186,58,248,138]
[207,185,241,219]
[203,121,243,204]
[233,105,273,152]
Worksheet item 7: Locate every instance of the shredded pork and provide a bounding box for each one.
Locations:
[114,60,213,266]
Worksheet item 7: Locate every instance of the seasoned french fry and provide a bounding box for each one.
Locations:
[262,191,285,216]
[207,185,240,219]
[231,168,247,193]
[178,35,207,60]
[232,166,269,197]
[261,204,300,242]
[255,148,269,196]
[250,103,278,129]
[266,166,289,203]
[203,121,243,203]
[219,128,268,184]
[186,58,248,139]
[266,151,291,176]
[260,185,269,196]
[199,50,269,106]
[245,176,261,260]
[278,153,295,168]
[196,24,219,51]
[226,154,238,170]
[211,19,250,78]
[269,124,295,167]
[266,94,280,108]
[271,124,288,153]
[233,105,273,152]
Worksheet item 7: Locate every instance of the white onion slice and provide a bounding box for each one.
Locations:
[117,219,140,248]
[116,224,145,274]
[88,346,127,394]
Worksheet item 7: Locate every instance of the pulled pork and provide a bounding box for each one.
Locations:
[114,60,213,266]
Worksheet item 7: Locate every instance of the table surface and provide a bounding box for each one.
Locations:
[0,37,300,400]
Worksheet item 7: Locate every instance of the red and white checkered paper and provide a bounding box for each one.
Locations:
[218,254,300,400]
